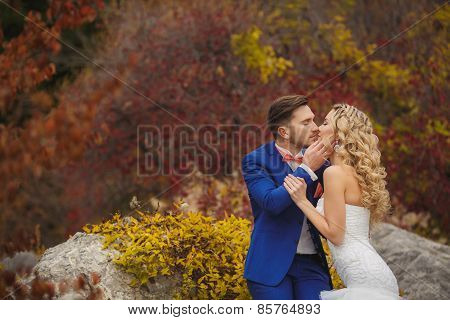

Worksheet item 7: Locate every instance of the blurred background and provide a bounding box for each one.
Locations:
[0,0,448,258]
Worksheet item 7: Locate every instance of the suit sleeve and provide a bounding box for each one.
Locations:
[241,153,316,216]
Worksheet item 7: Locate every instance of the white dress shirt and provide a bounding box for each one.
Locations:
[275,143,317,254]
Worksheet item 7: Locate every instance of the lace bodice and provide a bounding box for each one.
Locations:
[315,197,400,297]
[316,197,370,245]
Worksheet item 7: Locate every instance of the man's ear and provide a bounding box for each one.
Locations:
[278,125,289,140]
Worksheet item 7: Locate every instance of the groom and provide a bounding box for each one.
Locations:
[241,95,334,299]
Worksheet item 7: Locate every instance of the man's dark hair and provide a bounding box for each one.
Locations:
[267,95,308,140]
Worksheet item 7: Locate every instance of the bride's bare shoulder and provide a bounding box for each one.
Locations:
[325,164,357,178]
[324,165,346,177]
[323,165,346,186]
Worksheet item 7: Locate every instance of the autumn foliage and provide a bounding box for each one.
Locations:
[0,0,448,262]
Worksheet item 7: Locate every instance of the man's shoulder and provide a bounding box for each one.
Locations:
[242,141,273,162]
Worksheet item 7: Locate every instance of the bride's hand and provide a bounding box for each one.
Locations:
[283,174,307,204]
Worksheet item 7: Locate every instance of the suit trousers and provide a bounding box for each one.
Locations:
[246,253,331,300]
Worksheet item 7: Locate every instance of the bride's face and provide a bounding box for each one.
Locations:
[318,110,337,149]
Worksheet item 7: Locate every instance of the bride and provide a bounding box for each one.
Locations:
[283,103,402,300]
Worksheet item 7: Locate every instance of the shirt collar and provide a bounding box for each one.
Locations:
[274,142,305,157]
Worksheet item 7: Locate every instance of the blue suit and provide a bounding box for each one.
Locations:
[241,140,333,299]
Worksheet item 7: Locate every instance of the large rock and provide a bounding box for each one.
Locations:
[30,232,181,299]
[371,223,450,300]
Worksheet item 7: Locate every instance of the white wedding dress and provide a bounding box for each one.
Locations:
[315,197,402,299]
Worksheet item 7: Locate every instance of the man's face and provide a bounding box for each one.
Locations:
[280,105,319,148]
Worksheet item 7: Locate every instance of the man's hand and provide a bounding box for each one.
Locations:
[302,139,336,171]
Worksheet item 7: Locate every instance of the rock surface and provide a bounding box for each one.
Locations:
[31,232,180,299]
[371,223,450,300]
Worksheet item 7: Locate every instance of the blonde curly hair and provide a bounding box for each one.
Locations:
[329,103,392,232]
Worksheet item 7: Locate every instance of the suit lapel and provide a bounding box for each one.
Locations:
[267,140,292,186]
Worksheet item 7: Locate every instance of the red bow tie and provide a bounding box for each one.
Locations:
[282,153,303,164]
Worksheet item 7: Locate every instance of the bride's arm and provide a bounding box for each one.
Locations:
[284,166,346,246]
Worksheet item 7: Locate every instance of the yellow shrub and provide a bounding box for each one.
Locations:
[321,238,345,289]
[83,204,252,299]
